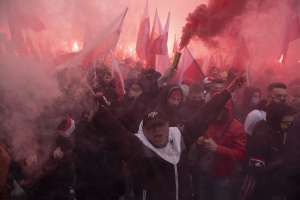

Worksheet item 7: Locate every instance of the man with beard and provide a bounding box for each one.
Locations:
[243,103,297,200]
[244,82,288,136]
[284,115,300,200]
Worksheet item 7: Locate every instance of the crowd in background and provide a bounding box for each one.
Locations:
[1,59,300,200]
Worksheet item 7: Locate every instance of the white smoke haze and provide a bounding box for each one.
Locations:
[0,52,61,173]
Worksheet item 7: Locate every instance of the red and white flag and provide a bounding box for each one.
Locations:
[136,0,150,60]
[155,54,170,74]
[147,9,163,68]
[57,8,128,70]
[154,12,171,74]
[161,12,170,55]
[173,48,204,85]
[82,8,128,67]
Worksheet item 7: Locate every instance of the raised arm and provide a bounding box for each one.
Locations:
[183,74,245,147]
[93,106,142,160]
[183,90,232,147]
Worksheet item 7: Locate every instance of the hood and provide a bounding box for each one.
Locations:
[136,121,182,165]
[160,85,184,107]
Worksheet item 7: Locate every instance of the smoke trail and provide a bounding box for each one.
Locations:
[179,0,266,49]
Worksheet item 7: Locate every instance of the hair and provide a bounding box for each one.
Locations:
[266,104,297,130]
[267,82,287,92]
[241,86,262,108]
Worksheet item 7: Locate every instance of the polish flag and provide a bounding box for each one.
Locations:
[136,0,150,60]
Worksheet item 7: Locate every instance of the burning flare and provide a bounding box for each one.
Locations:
[71,41,80,53]
[278,54,284,64]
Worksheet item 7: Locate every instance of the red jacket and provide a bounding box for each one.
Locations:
[204,112,246,177]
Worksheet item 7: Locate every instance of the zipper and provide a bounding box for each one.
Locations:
[174,164,179,200]
[142,189,147,200]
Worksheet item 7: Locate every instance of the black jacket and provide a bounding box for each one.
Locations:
[74,120,126,199]
[93,91,231,200]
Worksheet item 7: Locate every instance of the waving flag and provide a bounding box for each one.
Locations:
[82,8,128,66]
[171,48,204,85]
[147,9,163,68]
[161,12,170,55]
[57,8,128,71]
[136,0,150,60]
[155,54,170,74]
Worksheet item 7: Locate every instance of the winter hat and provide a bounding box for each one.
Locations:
[143,111,168,129]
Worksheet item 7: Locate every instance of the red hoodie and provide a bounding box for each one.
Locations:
[204,104,246,177]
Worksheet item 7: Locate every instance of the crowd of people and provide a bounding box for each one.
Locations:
[1,59,300,200]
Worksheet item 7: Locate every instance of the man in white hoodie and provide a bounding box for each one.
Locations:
[93,76,244,200]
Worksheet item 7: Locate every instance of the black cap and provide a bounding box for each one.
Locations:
[143,111,168,129]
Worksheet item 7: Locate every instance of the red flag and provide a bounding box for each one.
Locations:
[154,12,171,73]
[56,8,128,70]
[155,54,170,74]
[136,0,150,60]
[176,48,204,85]
[280,13,300,63]
[161,12,170,55]
[82,8,128,67]
[147,9,163,68]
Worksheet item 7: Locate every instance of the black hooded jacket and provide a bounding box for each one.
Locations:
[93,90,231,200]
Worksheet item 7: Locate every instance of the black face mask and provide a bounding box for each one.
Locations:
[266,102,289,131]
[268,101,287,111]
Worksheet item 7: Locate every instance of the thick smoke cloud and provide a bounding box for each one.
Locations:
[180,0,300,86]
[0,0,203,174]
[180,0,251,49]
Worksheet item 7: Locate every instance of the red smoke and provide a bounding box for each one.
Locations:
[179,0,262,49]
